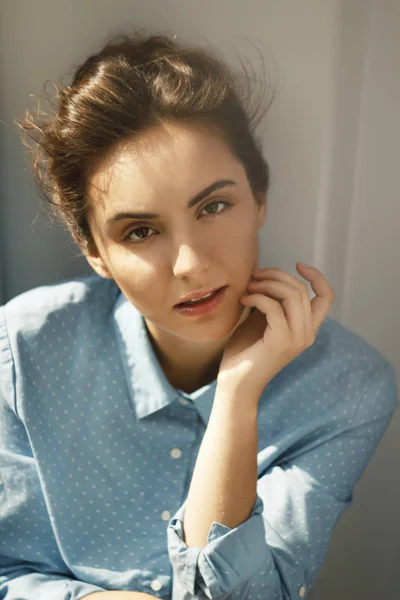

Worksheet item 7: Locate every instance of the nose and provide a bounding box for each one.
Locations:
[172,242,211,279]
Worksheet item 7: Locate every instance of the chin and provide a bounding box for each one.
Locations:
[177,305,246,342]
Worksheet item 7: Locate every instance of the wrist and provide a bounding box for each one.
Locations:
[214,380,262,411]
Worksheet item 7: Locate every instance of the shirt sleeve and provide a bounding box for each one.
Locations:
[0,308,106,600]
[167,361,399,600]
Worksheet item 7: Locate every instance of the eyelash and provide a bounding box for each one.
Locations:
[123,200,233,245]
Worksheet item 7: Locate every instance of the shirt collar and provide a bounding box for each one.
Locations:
[112,289,218,424]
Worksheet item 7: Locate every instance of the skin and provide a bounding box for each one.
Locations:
[82,119,267,393]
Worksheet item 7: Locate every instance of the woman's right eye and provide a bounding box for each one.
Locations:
[124,226,156,244]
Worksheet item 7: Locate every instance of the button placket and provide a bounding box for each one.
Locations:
[298,585,307,597]
[151,579,162,591]
[179,397,191,406]
[170,447,182,459]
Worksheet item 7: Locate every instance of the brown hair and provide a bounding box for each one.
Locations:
[15,28,274,254]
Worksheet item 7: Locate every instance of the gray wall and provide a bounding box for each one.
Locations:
[0,1,399,598]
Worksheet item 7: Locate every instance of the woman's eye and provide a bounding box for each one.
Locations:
[125,225,156,244]
[201,200,230,216]
[124,200,232,244]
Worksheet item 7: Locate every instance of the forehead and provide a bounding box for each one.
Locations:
[87,121,242,211]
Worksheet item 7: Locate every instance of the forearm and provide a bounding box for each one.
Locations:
[183,386,260,548]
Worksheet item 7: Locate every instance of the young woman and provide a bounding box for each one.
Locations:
[0,30,397,600]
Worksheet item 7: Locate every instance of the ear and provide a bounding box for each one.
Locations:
[255,192,267,229]
[65,213,114,279]
[83,246,113,280]
[71,219,113,279]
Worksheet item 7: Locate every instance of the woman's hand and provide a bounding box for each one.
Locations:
[217,262,336,399]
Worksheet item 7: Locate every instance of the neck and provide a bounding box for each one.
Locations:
[146,324,225,393]
[143,306,252,394]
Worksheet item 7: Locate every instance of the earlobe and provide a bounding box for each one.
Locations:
[78,227,113,278]
[84,253,113,279]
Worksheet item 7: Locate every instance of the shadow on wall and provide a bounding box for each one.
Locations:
[2,213,93,304]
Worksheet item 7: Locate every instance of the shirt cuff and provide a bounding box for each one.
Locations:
[167,494,274,598]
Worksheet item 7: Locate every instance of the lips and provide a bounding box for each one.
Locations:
[175,286,225,306]
[174,285,227,315]
[177,289,220,306]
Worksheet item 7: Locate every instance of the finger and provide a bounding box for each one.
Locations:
[247,280,306,344]
[252,267,308,288]
[253,265,334,337]
[251,267,314,339]
[241,292,291,339]
[296,264,335,331]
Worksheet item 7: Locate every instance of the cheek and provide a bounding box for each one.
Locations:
[223,217,259,277]
[116,269,166,310]
[220,216,258,257]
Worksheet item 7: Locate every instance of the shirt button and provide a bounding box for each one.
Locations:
[161,510,172,521]
[170,448,182,459]
[179,397,190,406]
[298,585,306,597]
[150,579,162,591]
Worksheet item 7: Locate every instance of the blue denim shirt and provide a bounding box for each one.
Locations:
[0,273,398,600]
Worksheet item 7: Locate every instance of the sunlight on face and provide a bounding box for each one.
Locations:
[85,120,266,343]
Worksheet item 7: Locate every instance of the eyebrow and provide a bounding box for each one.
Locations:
[104,179,237,224]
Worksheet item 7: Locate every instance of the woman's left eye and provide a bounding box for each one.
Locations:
[201,200,232,217]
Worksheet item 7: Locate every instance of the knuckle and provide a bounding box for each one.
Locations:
[262,295,283,312]
[300,338,309,351]
[307,334,316,347]
[273,298,284,311]
[298,334,315,351]
[300,282,309,294]
[291,333,304,348]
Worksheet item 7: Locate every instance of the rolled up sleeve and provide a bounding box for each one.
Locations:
[167,494,273,598]
[167,362,398,600]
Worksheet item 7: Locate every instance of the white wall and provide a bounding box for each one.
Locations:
[315,1,400,598]
[0,1,398,598]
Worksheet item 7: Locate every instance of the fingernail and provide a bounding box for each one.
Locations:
[298,261,311,268]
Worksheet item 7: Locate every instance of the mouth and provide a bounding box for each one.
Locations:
[174,286,228,315]
[174,286,226,307]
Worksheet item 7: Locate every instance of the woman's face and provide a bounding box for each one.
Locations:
[85,120,267,343]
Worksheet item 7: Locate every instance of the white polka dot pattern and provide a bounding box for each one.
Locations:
[0,274,397,600]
